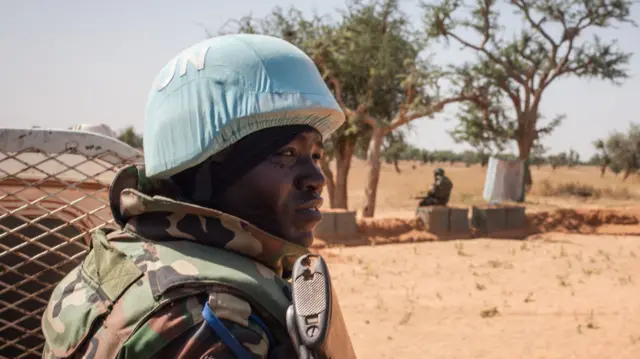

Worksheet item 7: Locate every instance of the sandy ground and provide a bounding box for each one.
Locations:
[322,233,640,359]
[310,161,640,358]
[326,160,640,218]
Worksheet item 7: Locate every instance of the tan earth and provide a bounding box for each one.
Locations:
[313,160,640,358]
[322,234,640,359]
[322,159,640,218]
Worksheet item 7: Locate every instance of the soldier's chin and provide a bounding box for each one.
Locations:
[286,229,314,248]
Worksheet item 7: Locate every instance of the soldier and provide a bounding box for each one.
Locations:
[41,34,344,358]
[418,168,453,206]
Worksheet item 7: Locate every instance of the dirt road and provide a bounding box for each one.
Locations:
[323,234,640,359]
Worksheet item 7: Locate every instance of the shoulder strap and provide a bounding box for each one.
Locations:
[201,302,277,359]
[201,303,253,359]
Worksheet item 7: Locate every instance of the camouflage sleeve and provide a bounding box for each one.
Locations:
[143,292,271,359]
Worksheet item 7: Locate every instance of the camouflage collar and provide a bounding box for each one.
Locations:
[109,165,309,277]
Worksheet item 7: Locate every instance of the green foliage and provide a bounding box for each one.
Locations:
[529,142,549,167]
[221,0,429,151]
[546,148,581,169]
[567,149,581,168]
[223,0,490,214]
[586,154,602,166]
[377,133,582,167]
[422,0,635,161]
[382,132,411,162]
[594,123,640,179]
[117,126,143,149]
[449,101,512,157]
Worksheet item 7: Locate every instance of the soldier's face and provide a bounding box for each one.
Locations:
[218,130,326,247]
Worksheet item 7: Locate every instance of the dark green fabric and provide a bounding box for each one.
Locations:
[81,231,143,302]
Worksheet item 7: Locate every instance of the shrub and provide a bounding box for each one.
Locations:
[537,180,634,200]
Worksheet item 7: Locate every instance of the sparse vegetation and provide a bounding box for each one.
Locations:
[593,123,640,180]
[480,307,500,318]
[524,292,534,303]
[116,126,143,149]
[585,311,600,330]
[486,260,513,269]
[582,267,603,277]
[455,241,470,256]
[425,0,635,190]
[557,274,571,287]
[537,180,635,200]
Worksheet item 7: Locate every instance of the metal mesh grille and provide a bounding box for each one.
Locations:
[293,273,327,316]
[0,130,142,359]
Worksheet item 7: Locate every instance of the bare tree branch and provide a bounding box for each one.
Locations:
[390,94,481,131]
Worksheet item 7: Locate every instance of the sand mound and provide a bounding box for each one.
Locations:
[312,207,640,249]
[311,217,436,249]
[529,208,638,232]
[356,217,424,237]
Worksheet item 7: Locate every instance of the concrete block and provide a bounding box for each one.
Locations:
[505,206,526,229]
[334,210,357,235]
[486,208,507,233]
[449,207,470,234]
[314,210,357,237]
[314,210,336,237]
[416,206,449,234]
[472,207,507,234]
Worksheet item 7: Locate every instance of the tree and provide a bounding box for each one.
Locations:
[593,139,611,177]
[548,152,568,170]
[529,142,548,168]
[420,149,432,164]
[117,126,143,149]
[382,132,410,173]
[598,123,640,180]
[225,1,488,217]
[356,0,488,217]
[423,0,635,187]
[567,148,580,167]
[221,5,370,209]
[449,101,510,166]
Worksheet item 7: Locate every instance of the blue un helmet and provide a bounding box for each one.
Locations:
[143,34,345,179]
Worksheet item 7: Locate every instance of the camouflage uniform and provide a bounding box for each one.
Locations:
[419,170,453,206]
[41,34,344,359]
[42,165,306,358]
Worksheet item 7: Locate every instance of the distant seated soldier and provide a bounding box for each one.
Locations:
[419,168,453,206]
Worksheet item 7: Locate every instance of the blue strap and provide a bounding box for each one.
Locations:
[201,303,252,359]
[249,313,275,350]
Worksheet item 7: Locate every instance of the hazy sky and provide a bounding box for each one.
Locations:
[0,0,638,158]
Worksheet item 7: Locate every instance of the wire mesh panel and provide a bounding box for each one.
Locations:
[0,128,142,359]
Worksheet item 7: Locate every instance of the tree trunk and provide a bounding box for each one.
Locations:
[333,138,356,209]
[393,158,401,173]
[362,127,386,218]
[319,157,336,208]
[516,111,537,192]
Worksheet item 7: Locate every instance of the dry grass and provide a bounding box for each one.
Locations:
[321,159,640,217]
[537,179,636,200]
